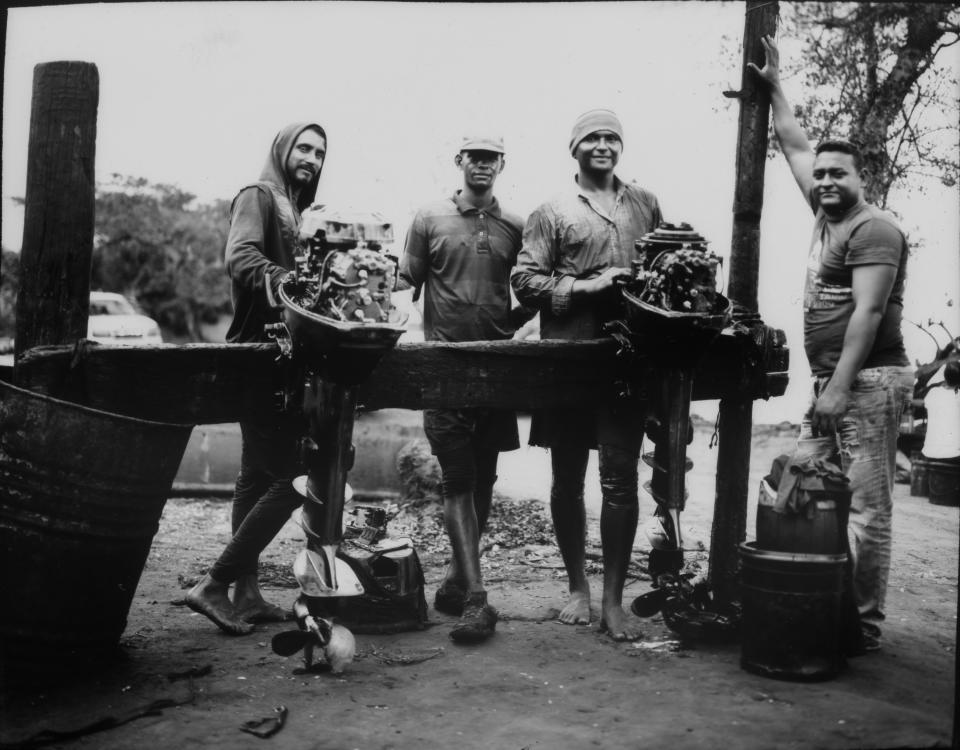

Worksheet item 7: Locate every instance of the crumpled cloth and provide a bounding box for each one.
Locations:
[768,453,850,517]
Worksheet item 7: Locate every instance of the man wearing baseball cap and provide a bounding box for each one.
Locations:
[512,109,664,641]
[399,136,534,643]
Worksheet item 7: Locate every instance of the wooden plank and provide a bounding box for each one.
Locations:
[13,333,788,424]
[14,63,99,372]
[15,342,283,425]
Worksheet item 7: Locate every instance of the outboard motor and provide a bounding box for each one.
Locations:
[606,222,736,639]
[267,207,414,671]
[621,222,729,576]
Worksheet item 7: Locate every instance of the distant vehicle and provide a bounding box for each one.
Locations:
[88,291,163,345]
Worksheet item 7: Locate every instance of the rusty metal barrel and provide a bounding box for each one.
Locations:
[927,458,960,506]
[739,542,847,681]
[0,380,192,670]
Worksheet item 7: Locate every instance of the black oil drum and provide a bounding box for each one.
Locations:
[927,458,960,506]
[910,452,931,497]
[739,542,847,681]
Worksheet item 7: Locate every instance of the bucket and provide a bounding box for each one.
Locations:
[755,479,845,554]
[927,458,960,506]
[0,380,192,672]
[739,542,847,681]
[910,452,930,497]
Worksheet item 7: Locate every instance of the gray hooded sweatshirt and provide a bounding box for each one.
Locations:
[225,122,326,343]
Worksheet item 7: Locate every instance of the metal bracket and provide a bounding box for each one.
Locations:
[265,322,293,360]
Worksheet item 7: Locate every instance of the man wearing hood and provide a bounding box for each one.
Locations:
[186,123,327,635]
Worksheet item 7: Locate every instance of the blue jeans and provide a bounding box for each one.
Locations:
[795,365,914,636]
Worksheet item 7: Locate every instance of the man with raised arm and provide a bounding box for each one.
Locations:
[511,110,663,641]
[751,37,913,652]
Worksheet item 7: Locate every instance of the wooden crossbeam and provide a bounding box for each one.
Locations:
[14,332,788,425]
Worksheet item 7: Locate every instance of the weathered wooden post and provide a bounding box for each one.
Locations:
[13,62,99,381]
[708,0,779,602]
[0,63,199,677]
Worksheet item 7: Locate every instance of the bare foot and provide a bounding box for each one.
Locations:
[236,600,291,623]
[185,574,254,635]
[232,574,292,623]
[599,604,643,642]
[558,590,592,625]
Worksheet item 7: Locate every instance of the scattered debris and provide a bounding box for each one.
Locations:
[631,640,683,652]
[240,705,288,739]
[256,561,300,589]
[176,560,299,593]
[362,646,445,666]
[391,496,556,556]
[165,664,213,682]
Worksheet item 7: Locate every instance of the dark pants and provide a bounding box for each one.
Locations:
[435,444,500,502]
[424,407,517,502]
[549,440,642,603]
[550,442,641,513]
[209,417,304,584]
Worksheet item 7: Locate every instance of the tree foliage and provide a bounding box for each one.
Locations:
[781,2,960,207]
[0,249,21,339]
[92,174,232,340]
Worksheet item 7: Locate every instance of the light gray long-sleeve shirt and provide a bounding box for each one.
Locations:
[511,176,662,340]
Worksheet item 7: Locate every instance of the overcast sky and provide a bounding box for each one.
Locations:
[3,1,958,422]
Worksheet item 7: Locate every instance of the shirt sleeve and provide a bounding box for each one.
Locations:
[511,205,575,315]
[845,216,905,268]
[399,211,429,301]
[224,187,287,306]
[651,193,664,228]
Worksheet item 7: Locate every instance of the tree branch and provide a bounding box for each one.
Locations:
[789,2,958,203]
[932,35,960,53]
[888,108,913,181]
[898,100,926,167]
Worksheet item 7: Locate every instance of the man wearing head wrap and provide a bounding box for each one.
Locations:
[512,109,663,641]
[186,123,327,635]
[399,136,534,643]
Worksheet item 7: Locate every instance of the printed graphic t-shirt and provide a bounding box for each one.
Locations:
[803,200,909,376]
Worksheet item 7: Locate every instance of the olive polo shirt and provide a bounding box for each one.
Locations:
[400,191,524,342]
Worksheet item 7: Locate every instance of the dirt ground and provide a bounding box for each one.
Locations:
[1,422,957,750]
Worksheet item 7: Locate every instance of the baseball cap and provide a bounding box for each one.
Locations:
[460,136,505,154]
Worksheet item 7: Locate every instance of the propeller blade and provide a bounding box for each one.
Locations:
[630,589,668,617]
[272,630,311,656]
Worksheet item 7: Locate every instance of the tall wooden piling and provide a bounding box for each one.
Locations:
[13,62,99,379]
[726,1,778,316]
[709,0,779,602]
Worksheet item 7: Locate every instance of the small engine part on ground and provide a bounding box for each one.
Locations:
[344,503,398,546]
